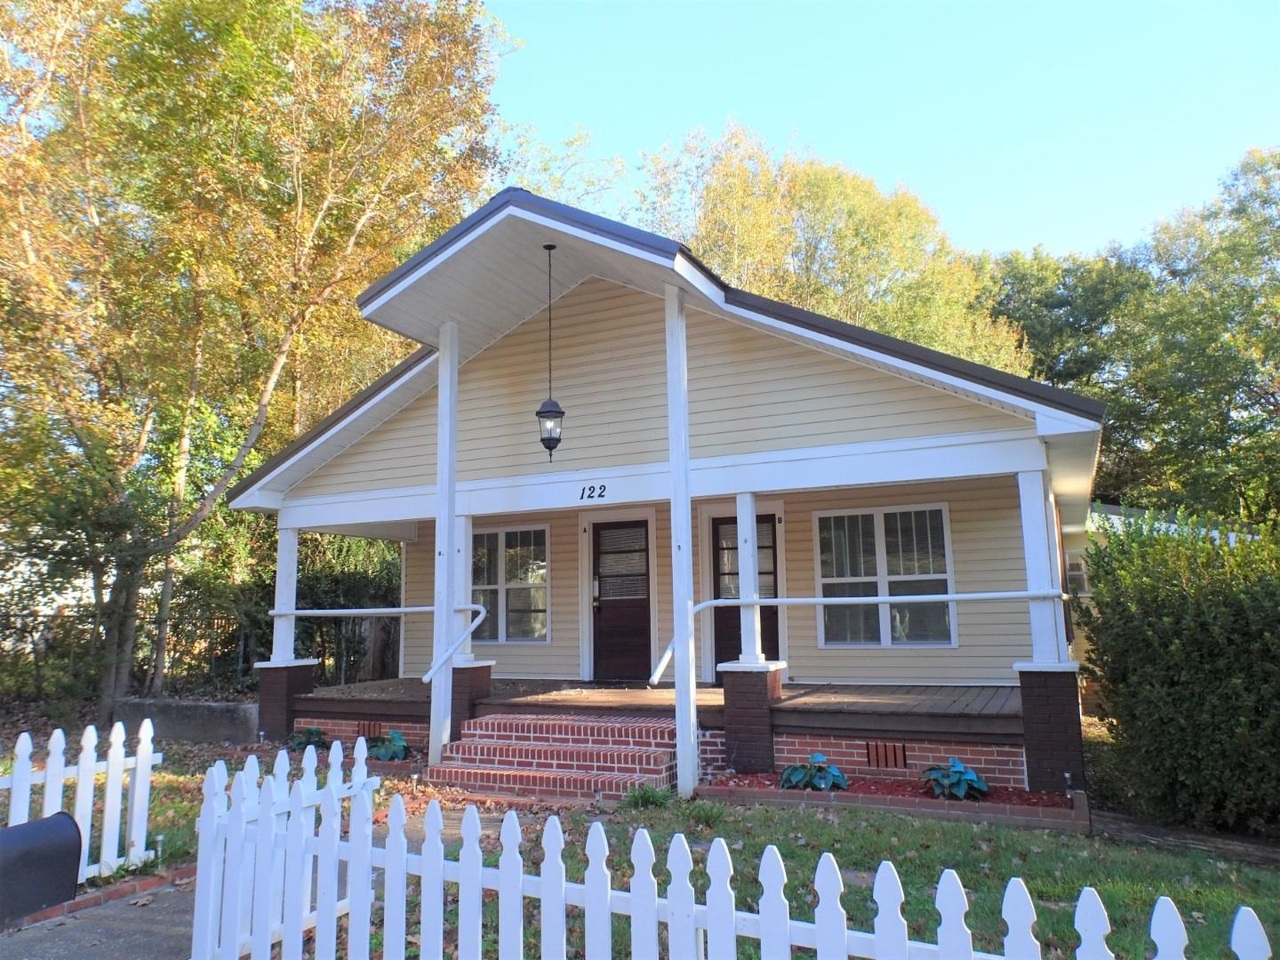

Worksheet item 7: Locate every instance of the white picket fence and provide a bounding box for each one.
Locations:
[0,720,163,882]
[191,744,1273,960]
[190,738,381,960]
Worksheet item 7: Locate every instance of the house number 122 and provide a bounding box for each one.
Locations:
[579,484,607,500]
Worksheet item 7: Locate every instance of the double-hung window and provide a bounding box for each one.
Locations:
[471,527,549,643]
[816,506,955,647]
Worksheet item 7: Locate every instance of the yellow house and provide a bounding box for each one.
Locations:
[230,190,1102,798]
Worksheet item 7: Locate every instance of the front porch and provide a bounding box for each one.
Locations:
[287,677,1033,793]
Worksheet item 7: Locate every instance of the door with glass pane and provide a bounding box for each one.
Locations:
[592,521,651,681]
[711,515,780,681]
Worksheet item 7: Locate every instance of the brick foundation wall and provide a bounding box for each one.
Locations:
[719,668,782,773]
[294,717,431,747]
[773,734,1027,789]
[700,728,728,777]
[258,663,314,741]
[1019,669,1086,792]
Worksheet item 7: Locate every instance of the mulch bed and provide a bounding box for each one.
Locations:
[706,771,1072,808]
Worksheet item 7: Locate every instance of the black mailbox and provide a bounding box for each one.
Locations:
[0,812,82,927]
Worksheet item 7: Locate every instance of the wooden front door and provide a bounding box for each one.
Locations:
[592,520,651,682]
[712,515,780,680]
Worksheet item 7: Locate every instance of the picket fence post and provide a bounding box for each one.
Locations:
[936,868,974,958]
[583,821,611,960]
[9,733,33,826]
[124,719,155,867]
[630,828,658,960]
[458,803,484,960]
[41,729,66,819]
[540,815,567,960]
[383,795,409,960]
[758,844,791,960]
[498,810,524,960]
[706,837,736,959]
[99,721,126,873]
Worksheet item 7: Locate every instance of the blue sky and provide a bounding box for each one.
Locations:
[483,0,1279,257]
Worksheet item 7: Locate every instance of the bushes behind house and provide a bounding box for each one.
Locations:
[1079,514,1280,835]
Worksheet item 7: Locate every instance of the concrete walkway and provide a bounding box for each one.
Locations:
[0,881,195,960]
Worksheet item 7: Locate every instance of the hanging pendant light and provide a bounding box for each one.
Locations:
[536,243,564,459]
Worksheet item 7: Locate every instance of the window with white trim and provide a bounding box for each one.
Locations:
[1065,551,1091,597]
[816,506,956,646]
[471,527,549,642]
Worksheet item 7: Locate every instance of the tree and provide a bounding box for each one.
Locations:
[636,125,1031,374]
[0,0,497,719]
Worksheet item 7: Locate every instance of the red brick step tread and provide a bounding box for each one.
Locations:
[443,740,675,775]
[427,763,665,802]
[460,713,676,749]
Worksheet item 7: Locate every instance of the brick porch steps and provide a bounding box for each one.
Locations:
[426,713,676,802]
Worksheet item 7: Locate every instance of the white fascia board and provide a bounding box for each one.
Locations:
[361,206,676,320]
[690,434,1047,499]
[674,252,1095,433]
[276,430,1044,529]
[278,459,673,530]
[227,354,439,511]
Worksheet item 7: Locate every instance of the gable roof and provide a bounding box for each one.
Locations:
[229,188,1103,510]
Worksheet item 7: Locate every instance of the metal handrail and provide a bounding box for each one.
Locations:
[421,604,489,685]
[647,588,1069,685]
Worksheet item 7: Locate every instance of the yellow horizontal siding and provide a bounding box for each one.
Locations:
[686,310,1029,458]
[291,280,668,499]
[779,477,1031,684]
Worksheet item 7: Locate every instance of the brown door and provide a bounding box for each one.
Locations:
[712,515,780,682]
[592,520,651,682]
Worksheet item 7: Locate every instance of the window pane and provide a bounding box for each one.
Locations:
[505,529,547,584]
[472,533,499,586]
[506,586,547,640]
[756,518,775,549]
[718,574,739,599]
[471,587,499,640]
[888,578,950,643]
[819,514,875,579]
[759,573,777,600]
[821,581,878,644]
[885,509,946,576]
[716,522,737,550]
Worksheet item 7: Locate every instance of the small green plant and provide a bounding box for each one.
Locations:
[921,756,989,800]
[780,752,848,791]
[619,783,674,810]
[687,799,726,830]
[367,730,408,762]
[287,726,327,751]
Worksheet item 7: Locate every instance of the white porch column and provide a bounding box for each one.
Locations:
[270,525,299,662]
[736,492,764,664]
[452,514,474,662]
[665,283,698,798]
[1017,469,1069,663]
[428,321,459,765]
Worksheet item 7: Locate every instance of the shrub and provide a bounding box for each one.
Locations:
[287,727,328,751]
[687,800,726,830]
[367,730,408,762]
[921,757,989,800]
[619,784,674,810]
[781,752,847,791]
[1079,512,1280,835]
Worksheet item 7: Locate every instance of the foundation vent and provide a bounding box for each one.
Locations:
[866,741,909,769]
[357,720,384,740]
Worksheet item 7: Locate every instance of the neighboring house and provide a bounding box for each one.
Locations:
[229,189,1103,798]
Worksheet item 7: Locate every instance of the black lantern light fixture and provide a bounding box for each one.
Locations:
[536,243,565,460]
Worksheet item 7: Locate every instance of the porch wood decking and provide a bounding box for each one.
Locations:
[293,678,1023,744]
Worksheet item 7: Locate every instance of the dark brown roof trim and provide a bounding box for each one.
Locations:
[225,345,437,504]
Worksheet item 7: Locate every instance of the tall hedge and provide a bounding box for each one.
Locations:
[1079,514,1280,835]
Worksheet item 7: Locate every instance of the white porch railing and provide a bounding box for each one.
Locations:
[265,603,488,683]
[1,720,163,882]
[189,746,1273,960]
[649,589,1067,685]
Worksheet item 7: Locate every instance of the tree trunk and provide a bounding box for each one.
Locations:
[96,559,144,727]
[148,324,203,697]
